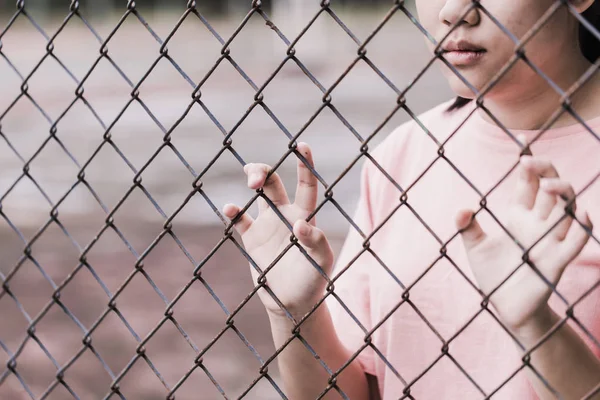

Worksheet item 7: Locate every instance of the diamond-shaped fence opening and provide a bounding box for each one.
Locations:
[0,0,599,399]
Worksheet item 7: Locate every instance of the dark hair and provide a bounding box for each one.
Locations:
[447,1,600,112]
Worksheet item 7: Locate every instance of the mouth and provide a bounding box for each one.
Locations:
[441,40,487,66]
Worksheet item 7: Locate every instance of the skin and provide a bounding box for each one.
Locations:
[417,0,600,129]
[418,0,600,398]
[223,1,600,398]
[456,155,600,400]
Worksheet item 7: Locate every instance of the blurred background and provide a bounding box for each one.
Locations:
[0,1,453,399]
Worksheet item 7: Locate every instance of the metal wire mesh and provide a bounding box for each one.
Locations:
[0,0,599,399]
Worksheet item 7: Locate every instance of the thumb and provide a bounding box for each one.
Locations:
[293,219,334,270]
[456,209,487,249]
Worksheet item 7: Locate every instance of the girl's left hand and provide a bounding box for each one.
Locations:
[456,154,594,335]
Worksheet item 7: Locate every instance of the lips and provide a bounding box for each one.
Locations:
[443,39,486,52]
[441,40,487,66]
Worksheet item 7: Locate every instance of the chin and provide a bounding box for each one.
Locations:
[447,74,484,100]
[449,85,477,100]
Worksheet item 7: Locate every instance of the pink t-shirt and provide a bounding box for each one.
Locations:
[328,99,600,399]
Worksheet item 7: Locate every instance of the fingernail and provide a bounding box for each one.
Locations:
[249,173,260,186]
[298,222,310,236]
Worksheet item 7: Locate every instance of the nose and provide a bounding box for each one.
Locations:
[439,0,481,27]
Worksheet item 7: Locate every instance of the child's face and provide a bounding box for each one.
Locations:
[415,0,587,100]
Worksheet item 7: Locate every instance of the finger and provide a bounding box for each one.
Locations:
[528,158,561,219]
[513,156,539,209]
[244,164,268,213]
[456,209,487,250]
[558,210,593,266]
[257,196,268,213]
[514,156,559,210]
[294,142,319,215]
[540,178,577,240]
[244,163,290,208]
[223,203,254,236]
[521,157,560,179]
[512,135,535,208]
[292,220,334,272]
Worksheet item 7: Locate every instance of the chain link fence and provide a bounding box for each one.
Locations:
[0,0,599,399]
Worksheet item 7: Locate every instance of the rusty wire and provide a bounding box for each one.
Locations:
[0,0,598,399]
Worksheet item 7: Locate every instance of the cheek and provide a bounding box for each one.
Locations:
[415,1,442,32]
[485,0,554,39]
[493,6,571,79]
[521,9,573,59]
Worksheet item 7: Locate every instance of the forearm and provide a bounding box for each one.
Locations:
[268,305,370,400]
[515,307,600,400]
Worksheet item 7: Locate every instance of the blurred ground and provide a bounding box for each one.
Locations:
[0,3,452,399]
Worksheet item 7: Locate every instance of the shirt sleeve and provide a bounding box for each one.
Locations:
[326,157,378,376]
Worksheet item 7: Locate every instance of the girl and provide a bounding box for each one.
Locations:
[223,0,600,398]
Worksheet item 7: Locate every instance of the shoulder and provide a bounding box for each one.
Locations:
[367,98,464,171]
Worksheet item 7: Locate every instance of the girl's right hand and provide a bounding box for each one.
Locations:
[222,142,335,320]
